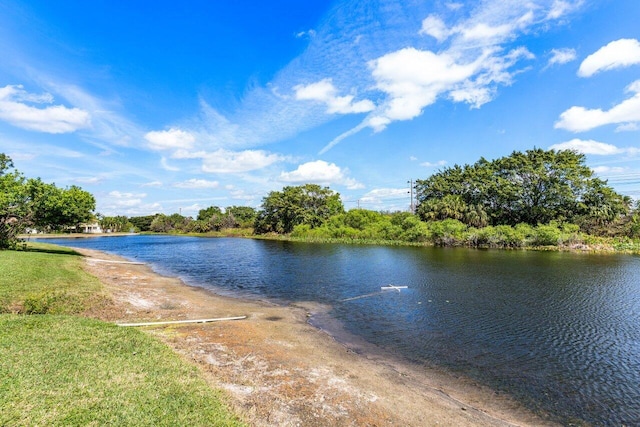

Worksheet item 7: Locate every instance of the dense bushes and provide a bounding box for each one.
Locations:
[290,213,620,249]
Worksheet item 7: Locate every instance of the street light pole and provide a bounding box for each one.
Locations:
[407,180,415,214]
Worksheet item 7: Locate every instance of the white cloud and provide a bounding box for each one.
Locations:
[227,186,256,201]
[359,188,410,210]
[421,160,448,167]
[145,127,195,150]
[294,79,375,114]
[592,166,626,174]
[105,191,145,208]
[295,29,316,39]
[547,0,581,20]
[7,152,37,161]
[578,39,640,77]
[549,139,623,155]
[0,84,90,133]
[98,190,161,216]
[320,5,541,154]
[141,181,163,188]
[547,48,577,67]
[616,122,639,132]
[160,157,180,171]
[201,149,285,173]
[366,45,532,131]
[369,48,480,125]
[279,160,363,189]
[42,80,145,147]
[173,179,220,189]
[419,15,450,42]
[180,203,203,216]
[73,176,103,184]
[421,10,534,44]
[555,80,640,132]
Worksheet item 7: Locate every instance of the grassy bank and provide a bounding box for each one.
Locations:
[0,243,105,314]
[0,245,244,426]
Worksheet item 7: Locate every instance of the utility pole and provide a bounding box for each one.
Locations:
[407,180,415,214]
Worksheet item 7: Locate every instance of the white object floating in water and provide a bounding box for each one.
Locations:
[381,285,408,292]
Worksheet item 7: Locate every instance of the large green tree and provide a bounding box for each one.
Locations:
[0,155,29,248]
[225,206,257,228]
[28,180,95,231]
[0,154,96,248]
[416,149,630,231]
[254,184,344,234]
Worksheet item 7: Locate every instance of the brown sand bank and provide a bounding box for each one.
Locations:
[78,247,556,427]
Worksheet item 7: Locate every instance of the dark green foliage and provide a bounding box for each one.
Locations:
[197,205,223,221]
[149,213,190,233]
[128,215,157,232]
[0,155,28,249]
[416,149,631,234]
[225,206,257,228]
[254,184,344,234]
[1,154,95,248]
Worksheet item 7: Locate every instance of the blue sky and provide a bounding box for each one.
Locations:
[1,0,639,216]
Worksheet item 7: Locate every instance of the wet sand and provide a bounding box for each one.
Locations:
[78,247,557,426]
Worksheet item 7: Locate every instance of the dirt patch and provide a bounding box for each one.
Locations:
[79,248,556,427]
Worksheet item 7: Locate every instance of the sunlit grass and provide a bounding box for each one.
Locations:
[0,315,244,426]
[0,245,104,314]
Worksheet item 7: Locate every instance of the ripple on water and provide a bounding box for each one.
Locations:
[38,236,640,426]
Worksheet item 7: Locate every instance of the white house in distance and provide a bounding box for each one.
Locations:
[80,222,103,233]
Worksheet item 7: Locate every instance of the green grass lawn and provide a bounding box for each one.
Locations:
[0,246,245,426]
[0,244,104,314]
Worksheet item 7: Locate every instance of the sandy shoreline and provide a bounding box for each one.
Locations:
[77,247,556,426]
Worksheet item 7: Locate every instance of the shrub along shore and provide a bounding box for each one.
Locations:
[0,243,244,427]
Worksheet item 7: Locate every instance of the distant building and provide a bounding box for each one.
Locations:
[81,222,103,234]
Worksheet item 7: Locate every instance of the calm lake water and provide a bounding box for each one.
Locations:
[39,235,640,425]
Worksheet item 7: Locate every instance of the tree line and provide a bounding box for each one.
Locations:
[414,148,633,235]
[3,149,639,250]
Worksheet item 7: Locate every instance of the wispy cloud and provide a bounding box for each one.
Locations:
[421,160,448,168]
[40,80,146,147]
[173,148,286,174]
[358,188,410,211]
[127,0,582,158]
[173,178,219,189]
[294,79,374,114]
[160,157,180,171]
[141,181,163,188]
[98,190,161,216]
[546,48,577,68]
[0,84,90,133]
[592,166,626,174]
[317,0,580,152]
